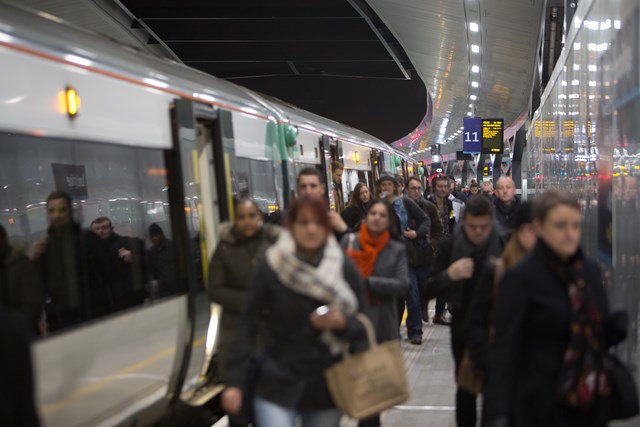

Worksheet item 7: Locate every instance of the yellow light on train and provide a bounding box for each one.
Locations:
[65,86,80,118]
[352,151,361,164]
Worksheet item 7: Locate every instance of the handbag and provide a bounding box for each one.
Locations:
[457,349,484,395]
[605,352,640,420]
[324,313,409,420]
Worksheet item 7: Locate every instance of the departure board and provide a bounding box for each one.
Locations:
[463,117,482,153]
[481,119,504,154]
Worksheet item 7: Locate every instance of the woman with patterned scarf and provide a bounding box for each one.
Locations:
[484,190,628,426]
[221,196,367,427]
[341,199,410,427]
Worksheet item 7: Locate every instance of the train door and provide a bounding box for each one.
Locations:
[169,99,229,407]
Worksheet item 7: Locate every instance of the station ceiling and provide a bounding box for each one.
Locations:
[18,0,545,156]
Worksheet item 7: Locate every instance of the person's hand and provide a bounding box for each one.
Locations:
[328,211,348,233]
[447,257,474,281]
[310,309,347,331]
[31,240,47,260]
[118,248,132,262]
[403,229,417,240]
[221,387,243,415]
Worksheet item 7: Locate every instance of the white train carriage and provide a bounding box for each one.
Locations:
[0,2,419,426]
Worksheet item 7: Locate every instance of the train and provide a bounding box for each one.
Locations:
[0,2,420,426]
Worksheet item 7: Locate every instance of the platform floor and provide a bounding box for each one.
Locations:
[213,308,640,427]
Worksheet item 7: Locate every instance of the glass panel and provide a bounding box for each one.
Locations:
[0,133,176,336]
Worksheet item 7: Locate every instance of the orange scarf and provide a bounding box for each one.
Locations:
[347,223,390,278]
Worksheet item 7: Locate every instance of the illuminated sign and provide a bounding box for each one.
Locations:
[463,117,482,153]
[482,119,504,154]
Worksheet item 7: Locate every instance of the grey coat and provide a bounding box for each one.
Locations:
[207,222,280,373]
[341,233,410,342]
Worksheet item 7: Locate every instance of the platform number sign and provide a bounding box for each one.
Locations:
[463,117,482,153]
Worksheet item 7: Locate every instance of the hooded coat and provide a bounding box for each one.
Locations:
[207,222,281,374]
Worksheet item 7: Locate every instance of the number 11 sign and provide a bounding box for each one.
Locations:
[463,117,482,153]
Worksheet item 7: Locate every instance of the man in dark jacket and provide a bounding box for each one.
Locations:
[425,196,503,427]
[91,216,146,309]
[493,176,521,235]
[378,174,430,344]
[426,174,458,325]
[405,177,444,325]
[31,191,97,331]
[147,223,177,298]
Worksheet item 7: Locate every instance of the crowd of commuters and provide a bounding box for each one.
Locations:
[0,164,633,427]
[215,166,633,427]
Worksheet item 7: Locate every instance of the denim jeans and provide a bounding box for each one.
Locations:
[406,265,430,338]
[254,396,342,427]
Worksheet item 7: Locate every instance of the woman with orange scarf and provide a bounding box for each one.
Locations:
[341,200,410,427]
[342,199,410,343]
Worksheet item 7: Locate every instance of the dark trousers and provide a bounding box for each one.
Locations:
[451,314,477,427]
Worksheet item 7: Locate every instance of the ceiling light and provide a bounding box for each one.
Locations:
[471,44,480,53]
[589,65,597,72]
[469,103,473,108]
[469,22,479,32]
[614,20,622,29]
[573,64,580,71]
[467,112,473,117]
[471,65,480,73]
[470,95,477,100]
[471,81,479,88]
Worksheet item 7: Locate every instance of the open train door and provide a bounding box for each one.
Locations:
[167,98,231,411]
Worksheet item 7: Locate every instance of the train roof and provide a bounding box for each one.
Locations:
[0,1,413,161]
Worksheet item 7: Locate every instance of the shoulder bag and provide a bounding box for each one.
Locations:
[324,313,409,419]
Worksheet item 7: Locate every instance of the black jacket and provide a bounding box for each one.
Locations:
[493,196,521,233]
[1,247,43,335]
[224,256,366,410]
[0,309,40,427]
[484,241,622,426]
[407,197,443,267]
[423,226,502,314]
[341,203,369,232]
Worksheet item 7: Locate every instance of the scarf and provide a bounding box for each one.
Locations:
[536,240,610,408]
[266,230,358,354]
[346,223,390,278]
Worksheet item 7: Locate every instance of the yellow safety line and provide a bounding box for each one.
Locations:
[41,335,206,414]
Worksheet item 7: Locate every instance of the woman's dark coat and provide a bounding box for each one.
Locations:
[341,203,368,231]
[341,234,409,342]
[207,222,280,374]
[484,241,623,427]
[224,255,366,410]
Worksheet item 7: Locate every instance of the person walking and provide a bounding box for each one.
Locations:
[425,196,503,427]
[342,199,409,427]
[221,196,366,427]
[426,174,459,325]
[484,191,627,427]
[463,202,535,406]
[208,199,280,427]
[377,174,429,344]
[341,182,372,232]
[405,177,444,325]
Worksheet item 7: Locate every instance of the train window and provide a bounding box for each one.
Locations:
[0,133,178,336]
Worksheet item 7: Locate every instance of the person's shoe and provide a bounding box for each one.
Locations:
[410,335,422,345]
[433,314,450,326]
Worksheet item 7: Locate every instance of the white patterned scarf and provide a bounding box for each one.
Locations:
[266,230,358,353]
